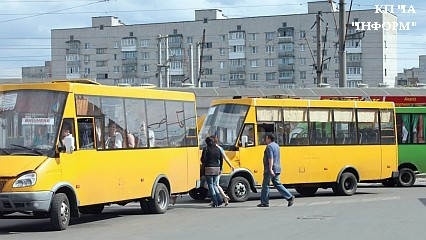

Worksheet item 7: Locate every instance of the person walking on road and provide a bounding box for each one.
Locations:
[258,134,295,207]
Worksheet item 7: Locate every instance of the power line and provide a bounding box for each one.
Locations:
[0,0,109,23]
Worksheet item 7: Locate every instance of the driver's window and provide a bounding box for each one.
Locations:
[60,119,76,152]
[240,124,255,147]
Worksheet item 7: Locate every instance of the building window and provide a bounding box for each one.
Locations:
[84,43,90,49]
[96,61,107,67]
[229,32,245,40]
[232,45,244,53]
[96,73,108,79]
[300,58,306,65]
[201,55,213,62]
[266,72,276,81]
[250,59,259,67]
[300,44,305,51]
[121,38,136,47]
[140,39,149,48]
[335,70,340,78]
[300,71,306,79]
[96,48,106,54]
[299,30,306,39]
[248,33,256,41]
[204,68,213,75]
[265,32,275,41]
[113,66,120,73]
[323,63,328,70]
[113,41,119,48]
[202,81,213,87]
[346,67,362,74]
[230,73,244,80]
[220,74,227,83]
[142,64,149,72]
[265,59,275,67]
[187,36,193,43]
[141,52,150,60]
[83,55,90,63]
[219,48,226,55]
[251,46,257,54]
[265,45,274,53]
[220,35,226,41]
[204,42,212,48]
[171,61,182,70]
[250,73,259,81]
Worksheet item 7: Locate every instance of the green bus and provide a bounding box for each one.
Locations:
[391,106,426,187]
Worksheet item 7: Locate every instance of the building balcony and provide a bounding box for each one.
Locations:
[122,71,137,78]
[122,58,137,65]
[278,64,294,71]
[66,48,80,55]
[346,47,362,54]
[229,65,246,73]
[347,73,362,81]
[347,62,361,67]
[277,36,294,43]
[278,50,294,58]
[229,79,245,86]
[278,77,295,84]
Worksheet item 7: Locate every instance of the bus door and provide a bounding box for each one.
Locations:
[59,117,114,206]
[238,123,263,185]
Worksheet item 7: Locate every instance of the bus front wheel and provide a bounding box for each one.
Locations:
[335,172,357,196]
[228,176,250,202]
[397,168,416,187]
[50,193,71,231]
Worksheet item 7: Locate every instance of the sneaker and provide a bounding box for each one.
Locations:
[287,196,295,207]
[257,203,269,207]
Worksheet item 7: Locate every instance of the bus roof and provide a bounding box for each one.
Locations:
[211,97,395,109]
[0,80,195,101]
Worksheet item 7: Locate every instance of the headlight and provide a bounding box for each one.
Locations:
[12,173,37,188]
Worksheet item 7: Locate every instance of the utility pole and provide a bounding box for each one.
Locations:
[165,35,170,88]
[157,35,169,88]
[189,43,194,85]
[197,29,206,87]
[316,12,323,86]
[338,0,346,87]
[157,35,163,88]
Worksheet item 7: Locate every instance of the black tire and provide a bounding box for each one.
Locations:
[50,193,71,231]
[140,183,169,214]
[381,179,396,187]
[335,172,357,196]
[228,176,250,202]
[79,204,104,215]
[397,168,416,187]
[189,187,208,200]
[294,186,318,196]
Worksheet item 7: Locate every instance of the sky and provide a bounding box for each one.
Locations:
[0,0,425,79]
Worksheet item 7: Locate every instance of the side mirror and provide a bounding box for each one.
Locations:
[241,135,248,148]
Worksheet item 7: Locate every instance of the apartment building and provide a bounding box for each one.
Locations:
[50,1,397,88]
[395,55,426,86]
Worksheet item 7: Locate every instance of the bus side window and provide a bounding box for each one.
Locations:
[257,123,274,145]
[240,124,255,147]
[77,118,95,149]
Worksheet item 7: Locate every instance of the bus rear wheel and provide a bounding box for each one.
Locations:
[397,168,416,187]
[335,172,357,196]
[294,186,318,196]
[228,177,250,202]
[50,193,70,231]
[140,183,169,214]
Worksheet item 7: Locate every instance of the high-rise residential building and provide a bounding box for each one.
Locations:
[50,1,397,88]
[396,55,426,86]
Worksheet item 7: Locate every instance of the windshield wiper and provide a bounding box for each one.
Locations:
[9,144,44,156]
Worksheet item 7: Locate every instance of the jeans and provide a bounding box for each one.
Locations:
[260,173,293,205]
[206,175,223,206]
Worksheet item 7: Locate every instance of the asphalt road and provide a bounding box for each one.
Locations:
[1,180,425,240]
